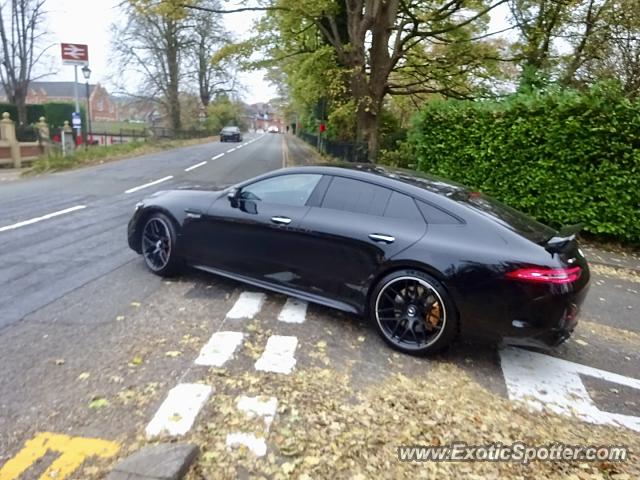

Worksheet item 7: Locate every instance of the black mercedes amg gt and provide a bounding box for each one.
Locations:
[128,164,590,355]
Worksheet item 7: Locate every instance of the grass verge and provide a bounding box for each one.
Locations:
[27,137,218,174]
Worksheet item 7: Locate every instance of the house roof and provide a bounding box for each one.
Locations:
[0,81,99,98]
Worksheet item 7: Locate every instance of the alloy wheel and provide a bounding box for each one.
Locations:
[142,217,172,272]
[374,276,446,350]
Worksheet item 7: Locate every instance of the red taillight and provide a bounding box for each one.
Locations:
[506,266,581,284]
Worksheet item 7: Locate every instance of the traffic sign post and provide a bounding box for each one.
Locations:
[61,43,89,142]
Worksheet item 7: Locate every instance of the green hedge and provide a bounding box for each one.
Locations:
[0,103,46,124]
[398,85,640,244]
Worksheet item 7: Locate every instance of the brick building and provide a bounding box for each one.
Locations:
[0,81,117,122]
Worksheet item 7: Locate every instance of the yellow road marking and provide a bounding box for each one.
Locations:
[0,432,119,480]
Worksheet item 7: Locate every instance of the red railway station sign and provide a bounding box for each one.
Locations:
[61,43,89,66]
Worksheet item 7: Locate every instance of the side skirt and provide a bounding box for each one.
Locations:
[190,264,361,316]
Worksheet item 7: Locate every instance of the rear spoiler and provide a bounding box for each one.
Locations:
[545,223,583,254]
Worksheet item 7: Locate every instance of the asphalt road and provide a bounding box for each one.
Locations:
[0,135,638,478]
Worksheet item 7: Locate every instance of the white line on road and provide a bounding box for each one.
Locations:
[278,298,308,324]
[212,153,224,160]
[226,396,278,456]
[184,161,207,172]
[226,432,267,457]
[195,331,244,367]
[0,205,87,233]
[145,383,212,437]
[255,335,298,374]
[226,292,266,319]
[125,175,173,194]
[500,347,640,432]
[226,148,237,153]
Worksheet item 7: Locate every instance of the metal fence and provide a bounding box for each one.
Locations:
[298,131,369,163]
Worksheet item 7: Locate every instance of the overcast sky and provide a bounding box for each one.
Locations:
[41,1,511,103]
[42,0,277,104]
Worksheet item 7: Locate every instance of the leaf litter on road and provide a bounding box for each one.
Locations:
[183,362,640,479]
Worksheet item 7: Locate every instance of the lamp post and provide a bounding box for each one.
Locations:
[81,65,92,147]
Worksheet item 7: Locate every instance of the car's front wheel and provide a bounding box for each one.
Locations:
[369,270,457,355]
[141,213,181,277]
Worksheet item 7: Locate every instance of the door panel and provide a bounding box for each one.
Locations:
[297,206,426,310]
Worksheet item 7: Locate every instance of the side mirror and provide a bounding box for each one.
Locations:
[227,187,240,207]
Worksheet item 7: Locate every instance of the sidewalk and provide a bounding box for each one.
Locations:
[0,168,25,182]
[284,133,325,166]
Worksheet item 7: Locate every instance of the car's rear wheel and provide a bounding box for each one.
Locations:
[370,270,457,355]
[141,213,181,277]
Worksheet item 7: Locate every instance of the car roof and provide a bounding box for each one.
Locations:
[274,163,471,199]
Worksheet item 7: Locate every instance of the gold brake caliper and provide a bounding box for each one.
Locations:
[425,302,441,330]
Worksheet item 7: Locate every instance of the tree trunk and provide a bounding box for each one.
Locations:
[16,95,27,126]
[165,19,181,133]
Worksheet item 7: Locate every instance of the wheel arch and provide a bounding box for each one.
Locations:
[132,207,181,252]
[365,261,460,325]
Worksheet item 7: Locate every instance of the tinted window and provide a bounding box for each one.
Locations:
[241,174,321,206]
[384,192,423,221]
[322,177,391,216]
[417,200,463,224]
[450,192,554,242]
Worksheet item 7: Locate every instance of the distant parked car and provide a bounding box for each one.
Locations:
[267,125,279,133]
[220,126,242,142]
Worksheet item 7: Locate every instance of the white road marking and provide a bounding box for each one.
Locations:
[226,147,236,153]
[500,347,640,432]
[255,335,298,374]
[195,331,244,367]
[236,395,278,429]
[184,161,207,172]
[145,383,212,437]
[125,175,173,194]
[0,205,86,233]
[226,396,278,456]
[226,432,267,456]
[226,291,266,319]
[278,298,308,324]
[212,153,224,160]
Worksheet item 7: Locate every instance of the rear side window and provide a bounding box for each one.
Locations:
[384,192,423,221]
[322,177,391,216]
[417,200,462,224]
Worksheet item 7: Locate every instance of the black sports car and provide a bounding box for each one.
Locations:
[128,165,590,355]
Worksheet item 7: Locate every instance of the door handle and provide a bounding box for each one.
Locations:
[271,216,292,225]
[369,233,395,244]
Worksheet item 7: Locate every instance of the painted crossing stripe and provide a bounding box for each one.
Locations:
[145,383,212,437]
[125,175,173,194]
[226,432,267,457]
[500,347,640,432]
[255,335,298,374]
[226,292,266,319]
[226,396,278,456]
[278,298,308,324]
[195,331,244,367]
[0,205,86,233]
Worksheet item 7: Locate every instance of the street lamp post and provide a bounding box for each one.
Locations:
[81,65,92,148]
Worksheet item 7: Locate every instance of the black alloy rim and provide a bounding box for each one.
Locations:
[375,276,446,350]
[142,217,172,271]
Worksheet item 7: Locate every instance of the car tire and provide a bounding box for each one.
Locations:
[140,213,182,277]
[369,269,457,355]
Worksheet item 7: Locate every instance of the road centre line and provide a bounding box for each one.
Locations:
[184,161,207,172]
[0,205,87,233]
[226,147,237,153]
[125,175,173,194]
[212,153,224,160]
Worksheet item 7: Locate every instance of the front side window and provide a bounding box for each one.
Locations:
[240,174,322,207]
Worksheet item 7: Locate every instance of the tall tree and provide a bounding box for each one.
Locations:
[113,2,189,132]
[0,0,49,125]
